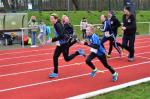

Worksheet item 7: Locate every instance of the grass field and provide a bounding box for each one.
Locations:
[90,81,150,99]
[28,11,150,37]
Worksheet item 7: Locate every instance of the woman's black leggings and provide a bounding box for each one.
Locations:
[53,43,79,73]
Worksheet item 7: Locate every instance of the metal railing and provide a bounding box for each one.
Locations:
[74,22,150,36]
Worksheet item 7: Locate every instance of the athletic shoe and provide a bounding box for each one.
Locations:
[119,51,123,58]
[49,72,58,78]
[128,57,134,62]
[122,48,125,56]
[30,45,38,48]
[106,54,111,58]
[90,68,98,77]
[78,49,86,57]
[112,72,118,82]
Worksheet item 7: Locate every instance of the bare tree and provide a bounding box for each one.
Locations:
[72,0,79,10]
[99,0,104,11]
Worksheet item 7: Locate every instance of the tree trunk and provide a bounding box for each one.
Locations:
[1,0,10,10]
[72,0,79,10]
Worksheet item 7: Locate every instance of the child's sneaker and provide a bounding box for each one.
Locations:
[90,68,98,77]
[112,72,118,82]
[49,72,58,78]
[78,49,86,57]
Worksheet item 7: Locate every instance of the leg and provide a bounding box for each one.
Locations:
[108,40,113,55]
[128,35,136,58]
[101,36,108,51]
[33,32,36,45]
[86,52,99,77]
[111,36,121,55]
[122,34,130,52]
[53,46,62,73]
[97,54,115,74]
[31,32,34,45]
[62,44,79,62]
[86,52,97,70]
[38,33,42,44]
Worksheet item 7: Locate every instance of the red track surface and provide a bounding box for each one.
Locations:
[0,35,150,99]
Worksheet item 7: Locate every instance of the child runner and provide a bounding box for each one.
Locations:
[81,24,118,81]
[107,11,123,57]
[100,15,122,57]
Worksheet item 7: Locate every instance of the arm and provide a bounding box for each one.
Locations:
[111,18,121,30]
[100,21,107,32]
[84,42,99,49]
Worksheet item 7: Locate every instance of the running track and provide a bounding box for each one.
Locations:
[0,36,150,99]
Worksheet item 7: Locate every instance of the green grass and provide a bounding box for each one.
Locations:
[27,11,150,38]
[89,81,150,99]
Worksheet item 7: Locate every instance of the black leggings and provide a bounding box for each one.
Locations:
[53,43,79,73]
[101,35,122,55]
[108,40,123,55]
[86,52,115,74]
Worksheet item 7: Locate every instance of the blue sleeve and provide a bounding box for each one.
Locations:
[92,35,100,45]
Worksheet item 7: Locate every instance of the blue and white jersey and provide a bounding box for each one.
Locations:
[87,33,106,56]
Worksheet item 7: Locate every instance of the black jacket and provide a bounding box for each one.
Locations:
[63,23,74,35]
[122,14,136,36]
[52,21,64,42]
[110,16,121,35]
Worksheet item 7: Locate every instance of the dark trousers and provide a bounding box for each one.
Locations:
[53,43,79,73]
[108,34,123,55]
[122,34,135,58]
[82,29,86,39]
[101,35,122,55]
[86,52,115,74]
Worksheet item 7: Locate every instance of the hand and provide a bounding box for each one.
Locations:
[46,39,52,44]
[81,41,85,44]
[121,30,124,34]
[122,27,126,30]
[97,26,100,29]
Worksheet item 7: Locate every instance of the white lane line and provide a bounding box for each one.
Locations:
[0,45,150,63]
[0,60,150,93]
[1,40,150,61]
[0,45,83,56]
[0,51,150,78]
[0,38,149,56]
[0,45,150,69]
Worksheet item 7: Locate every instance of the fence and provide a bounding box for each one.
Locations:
[0,0,150,12]
[73,22,150,38]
